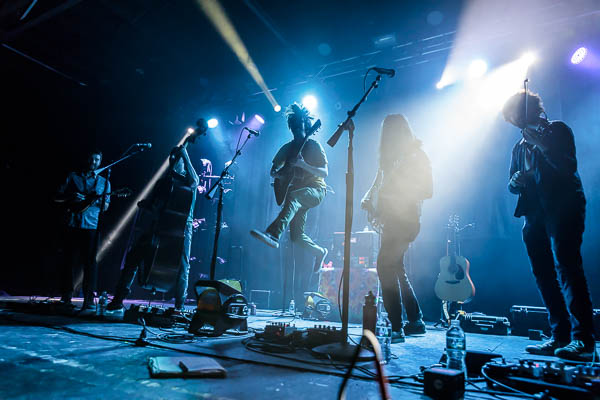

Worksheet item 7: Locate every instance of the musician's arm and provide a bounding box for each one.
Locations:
[270,145,288,178]
[96,179,111,211]
[361,168,382,207]
[293,159,328,178]
[292,140,328,178]
[180,147,200,187]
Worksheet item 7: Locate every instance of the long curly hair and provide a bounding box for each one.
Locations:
[502,90,545,128]
[378,114,419,171]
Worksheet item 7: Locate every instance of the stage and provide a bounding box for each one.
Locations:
[2,296,593,400]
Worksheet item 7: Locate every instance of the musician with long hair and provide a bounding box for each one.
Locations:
[361,114,432,342]
[503,90,596,361]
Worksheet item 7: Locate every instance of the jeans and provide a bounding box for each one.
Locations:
[377,214,423,331]
[522,204,594,344]
[114,221,193,308]
[266,186,326,256]
[61,227,97,304]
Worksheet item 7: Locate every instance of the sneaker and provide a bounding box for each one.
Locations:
[525,338,568,356]
[391,329,406,344]
[250,229,279,249]
[554,340,599,362]
[106,300,124,312]
[404,319,427,335]
[313,247,328,272]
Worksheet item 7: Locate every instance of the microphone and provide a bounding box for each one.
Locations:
[372,67,395,77]
[134,143,152,149]
[244,127,260,136]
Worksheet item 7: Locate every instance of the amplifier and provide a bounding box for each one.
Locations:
[510,305,600,339]
[458,312,510,335]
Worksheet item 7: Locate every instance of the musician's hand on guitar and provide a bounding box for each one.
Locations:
[74,192,85,202]
[290,155,309,170]
[360,196,373,211]
[509,171,527,190]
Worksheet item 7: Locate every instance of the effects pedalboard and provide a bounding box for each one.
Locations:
[254,322,346,348]
[123,304,194,328]
[483,359,600,399]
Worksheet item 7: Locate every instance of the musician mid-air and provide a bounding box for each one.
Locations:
[360,114,433,343]
[250,103,329,284]
[106,121,206,312]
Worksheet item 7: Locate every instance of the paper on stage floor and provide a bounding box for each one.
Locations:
[148,356,227,378]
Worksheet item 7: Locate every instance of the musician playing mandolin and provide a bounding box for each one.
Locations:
[55,149,110,311]
[250,103,329,277]
[360,114,432,343]
[107,141,200,312]
[503,90,596,362]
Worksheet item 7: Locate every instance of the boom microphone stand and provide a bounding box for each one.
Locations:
[92,144,151,298]
[312,72,386,361]
[205,128,256,280]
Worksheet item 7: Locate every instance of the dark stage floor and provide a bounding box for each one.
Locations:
[0,296,596,400]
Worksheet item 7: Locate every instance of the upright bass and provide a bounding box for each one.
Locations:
[139,124,205,293]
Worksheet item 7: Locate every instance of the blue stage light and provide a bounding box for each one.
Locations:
[207,118,219,128]
[254,114,265,124]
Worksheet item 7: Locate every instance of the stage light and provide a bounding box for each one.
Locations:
[254,114,265,124]
[520,52,536,66]
[274,104,281,112]
[467,59,488,79]
[207,118,219,128]
[302,95,318,112]
[571,47,588,65]
[187,127,195,134]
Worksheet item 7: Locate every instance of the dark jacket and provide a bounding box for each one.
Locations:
[509,121,585,218]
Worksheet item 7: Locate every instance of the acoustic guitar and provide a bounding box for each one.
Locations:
[434,214,476,303]
[272,118,321,205]
[65,187,132,214]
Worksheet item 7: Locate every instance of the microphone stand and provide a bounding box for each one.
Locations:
[313,74,383,361]
[92,145,149,299]
[204,130,255,280]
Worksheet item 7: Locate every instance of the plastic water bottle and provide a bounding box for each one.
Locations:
[97,291,108,316]
[288,299,295,315]
[446,319,466,374]
[375,311,392,364]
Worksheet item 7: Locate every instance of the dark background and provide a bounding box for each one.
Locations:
[1,0,599,321]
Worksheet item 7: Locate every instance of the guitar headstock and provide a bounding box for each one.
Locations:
[305,119,321,138]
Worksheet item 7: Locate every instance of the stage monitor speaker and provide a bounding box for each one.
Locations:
[188,279,248,336]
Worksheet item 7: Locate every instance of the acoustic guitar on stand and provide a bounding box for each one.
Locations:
[434,214,476,303]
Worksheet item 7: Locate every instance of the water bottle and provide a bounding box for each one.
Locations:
[375,311,392,364]
[446,319,466,374]
[97,291,108,316]
[363,291,377,333]
[288,299,295,315]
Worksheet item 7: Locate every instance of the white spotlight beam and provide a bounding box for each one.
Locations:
[197,0,279,110]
